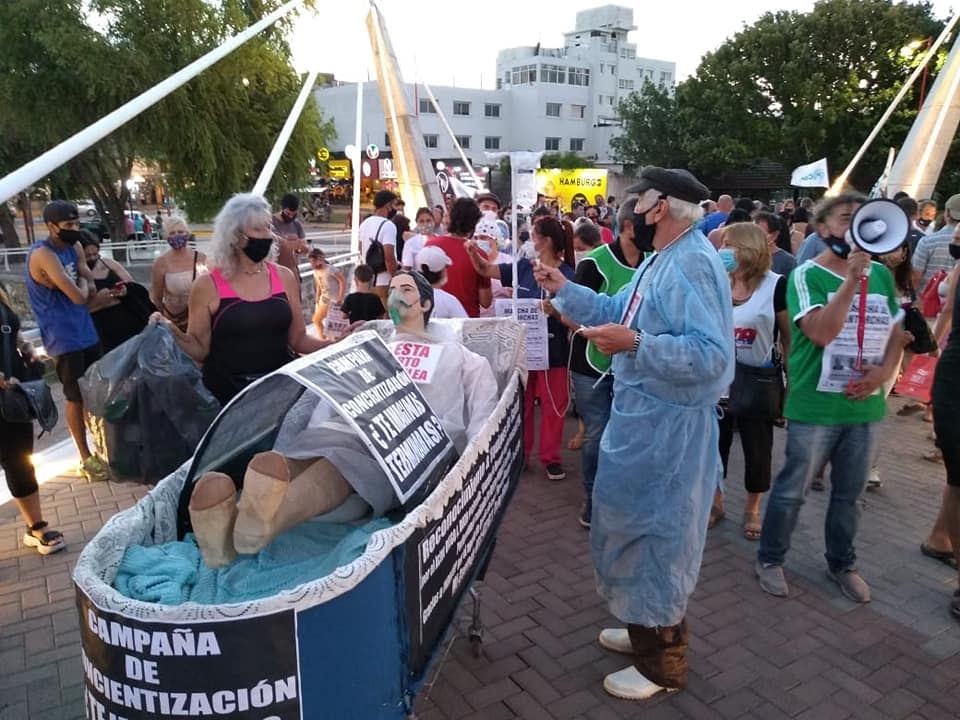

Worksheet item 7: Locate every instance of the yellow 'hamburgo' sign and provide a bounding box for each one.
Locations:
[535,168,608,211]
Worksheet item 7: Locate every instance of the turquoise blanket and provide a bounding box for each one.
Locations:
[114,519,392,605]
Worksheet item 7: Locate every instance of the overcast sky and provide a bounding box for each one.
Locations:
[289,0,957,88]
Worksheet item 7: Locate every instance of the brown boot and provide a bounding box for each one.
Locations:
[626,619,689,690]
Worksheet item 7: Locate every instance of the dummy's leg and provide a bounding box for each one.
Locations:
[189,472,238,568]
[233,452,353,555]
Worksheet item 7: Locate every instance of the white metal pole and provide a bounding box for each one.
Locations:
[350,82,364,259]
[0,0,306,203]
[252,68,321,196]
[828,14,959,196]
[421,81,484,191]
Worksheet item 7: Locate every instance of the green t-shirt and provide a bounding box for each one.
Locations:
[784,260,902,425]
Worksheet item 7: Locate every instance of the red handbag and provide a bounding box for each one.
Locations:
[894,355,939,403]
[920,270,947,318]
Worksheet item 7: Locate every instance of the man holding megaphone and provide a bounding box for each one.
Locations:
[756,194,906,604]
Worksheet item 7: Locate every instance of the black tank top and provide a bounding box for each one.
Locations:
[202,264,294,405]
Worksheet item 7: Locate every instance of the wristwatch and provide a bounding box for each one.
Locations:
[631,330,643,355]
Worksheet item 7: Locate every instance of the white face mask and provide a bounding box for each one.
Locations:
[476,239,493,254]
[574,250,589,265]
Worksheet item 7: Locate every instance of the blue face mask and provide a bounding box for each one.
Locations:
[718,248,738,273]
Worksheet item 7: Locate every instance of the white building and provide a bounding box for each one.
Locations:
[313,5,674,172]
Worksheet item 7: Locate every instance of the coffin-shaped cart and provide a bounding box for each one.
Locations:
[73,319,526,719]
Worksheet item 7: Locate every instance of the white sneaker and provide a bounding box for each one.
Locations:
[603,665,674,701]
[867,468,882,489]
[598,628,633,654]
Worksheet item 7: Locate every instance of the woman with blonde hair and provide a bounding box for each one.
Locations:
[150,215,207,331]
[155,193,333,405]
[711,223,791,540]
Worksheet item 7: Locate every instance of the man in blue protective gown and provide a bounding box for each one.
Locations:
[535,167,734,701]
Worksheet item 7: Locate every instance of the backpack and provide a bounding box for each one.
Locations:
[365,219,390,274]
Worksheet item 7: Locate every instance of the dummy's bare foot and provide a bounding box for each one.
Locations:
[189,472,238,568]
[234,453,353,555]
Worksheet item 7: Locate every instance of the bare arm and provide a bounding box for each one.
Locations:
[384,244,398,276]
[102,257,134,283]
[933,267,958,347]
[280,265,334,355]
[797,253,870,347]
[150,256,166,308]
[29,246,87,304]
[464,241,502,280]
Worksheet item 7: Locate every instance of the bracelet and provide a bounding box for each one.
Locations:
[632,330,643,354]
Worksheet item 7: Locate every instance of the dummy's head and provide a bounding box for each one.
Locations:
[388,271,434,329]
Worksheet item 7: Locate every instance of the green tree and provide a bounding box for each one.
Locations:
[0,0,334,243]
[675,0,944,188]
[540,152,595,169]
[610,82,686,171]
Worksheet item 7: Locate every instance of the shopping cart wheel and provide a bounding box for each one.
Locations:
[468,587,483,657]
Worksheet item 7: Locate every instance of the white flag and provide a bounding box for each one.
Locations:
[790,158,830,188]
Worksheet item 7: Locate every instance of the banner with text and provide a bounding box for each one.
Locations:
[495,299,548,371]
[77,588,300,719]
[535,168,608,211]
[403,380,523,675]
[293,332,457,506]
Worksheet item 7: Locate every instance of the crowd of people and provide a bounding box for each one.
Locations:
[1,170,957,703]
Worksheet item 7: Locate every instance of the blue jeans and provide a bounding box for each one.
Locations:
[758,421,878,572]
[571,372,614,505]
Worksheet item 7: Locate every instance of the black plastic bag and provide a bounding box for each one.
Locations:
[80,324,220,483]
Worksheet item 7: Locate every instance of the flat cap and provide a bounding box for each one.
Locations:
[475,191,501,209]
[625,166,710,204]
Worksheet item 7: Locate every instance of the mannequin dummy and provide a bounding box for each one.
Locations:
[188,272,498,568]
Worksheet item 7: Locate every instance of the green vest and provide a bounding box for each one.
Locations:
[585,244,642,373]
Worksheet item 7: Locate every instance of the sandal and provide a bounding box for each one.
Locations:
[22,522,65,556]
[921,543,958,569]
[708,505,725,529]
[742,511,762,541]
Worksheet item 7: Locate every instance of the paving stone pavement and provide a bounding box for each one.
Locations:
[0,396,957,719]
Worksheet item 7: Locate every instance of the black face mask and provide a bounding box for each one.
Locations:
[950,243,960,260]
[826,234,852,259]
[56,228,85,246]
[86,258,98,270]
[242,236,273,263]
[631,201,660,252]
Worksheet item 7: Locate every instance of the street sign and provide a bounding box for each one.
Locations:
[366,144,380,160]
[379,158,397,179]
[317,147,330,162]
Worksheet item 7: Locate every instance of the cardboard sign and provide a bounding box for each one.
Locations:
[77,589,301,719]
[404,378,523,675]
[494,299,548,371]
[292,332,457,505]
[389,341,444,383]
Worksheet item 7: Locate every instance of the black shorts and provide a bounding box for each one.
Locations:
[54,344,101,403]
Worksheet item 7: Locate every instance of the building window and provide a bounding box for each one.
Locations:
[454,135,471,149]
[610,65,617,74]
[618,79,634,91]
[660,71,672,85]
[496,78,502,90]
[569,138,584,152]
[419,98,435,114]
[484,136,501,150]
[541,64,567,84]
[484,103,501,118]
[643,68,654,81]
[383,133,391,148]
[511,64,537,84]
[570,104,586,119]
[545,102,562,117]
[568,67,590,86]
[453,100,471,116]
[503,71,510,86]
[620,48,636,59]
[424,134,438,148]
[544,137,560,151]
[599,64,604,74]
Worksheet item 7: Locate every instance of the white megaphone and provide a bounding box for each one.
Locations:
[846,198,911,256]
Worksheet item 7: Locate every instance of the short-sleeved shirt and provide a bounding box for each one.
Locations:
[796,232,827,264]
[401,233,427,269]
[771,248,797,277]
[912,226,959,288]
[431,288,468,319]
[359,215,398,287]
[424,235,490,317]
[785,259,902,425]
[499,258,576,367]
[341,292,385,323]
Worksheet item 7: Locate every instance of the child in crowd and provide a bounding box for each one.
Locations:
[341,264,386,324]
[308,248,345,338]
